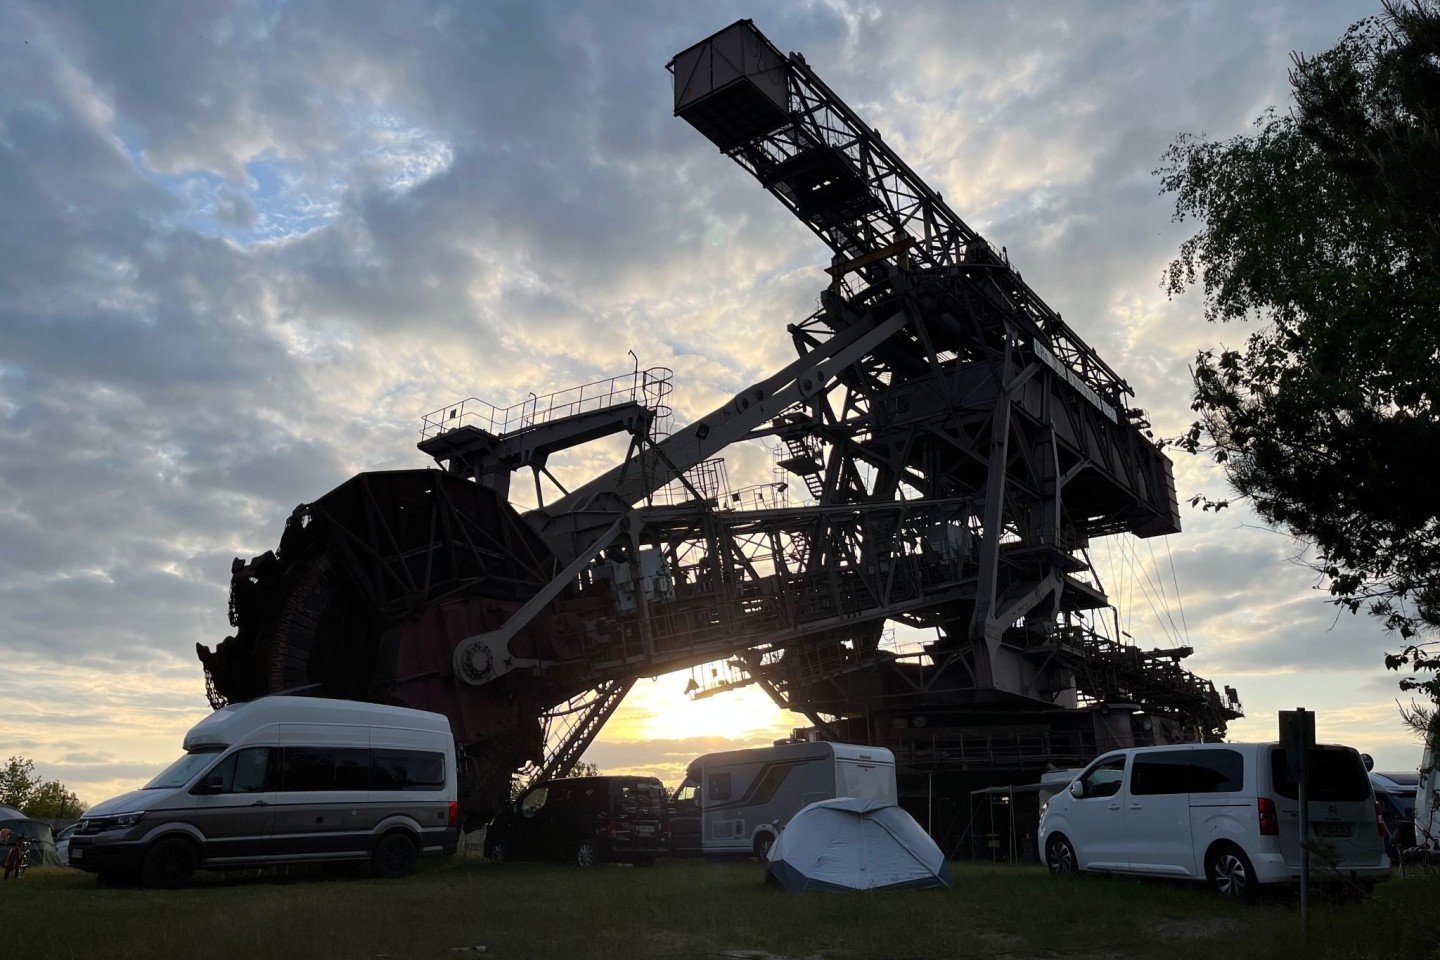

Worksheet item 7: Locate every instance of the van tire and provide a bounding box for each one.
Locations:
[1045,835,1076,875]
[575,840,599,868]
[372,832,418,879]
[141,837,198,889]
[487,842,508,864]
[752,833,774,860]
[1206,843,1256,900]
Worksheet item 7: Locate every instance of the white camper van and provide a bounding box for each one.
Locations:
[69,696,459,887]
[670,740,896,858]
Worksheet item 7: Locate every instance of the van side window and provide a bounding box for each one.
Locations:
[281,747,369,792]
[1131,751,1190,795]
[1189,749,1244,793]
[708,772,733,802]
[372,750,446,791]
[519,787,548,814]
[206,747,275,794]
[1080,756,1126,798]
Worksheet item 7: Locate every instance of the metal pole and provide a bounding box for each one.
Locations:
[1299,709,1310,935]
[927,771,933,836]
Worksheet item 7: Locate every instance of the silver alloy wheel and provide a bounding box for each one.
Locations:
[1212,850,1249,898]
[488,842,507,864]
[575,840,598,868]
[1046,836,1076,874]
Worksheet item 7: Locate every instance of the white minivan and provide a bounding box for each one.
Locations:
[69,696,459,887]
[1038,742,1389,898]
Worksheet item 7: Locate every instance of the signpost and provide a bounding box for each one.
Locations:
[1279,708,1317,932]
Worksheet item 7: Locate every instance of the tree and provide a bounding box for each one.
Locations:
[1157,0,1440,702]
[0,756,87,818]
[561,761,601,778]
[27,780,87,819]
[0,756,40,811]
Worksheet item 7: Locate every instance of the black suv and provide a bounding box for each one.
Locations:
[485,776,668,867]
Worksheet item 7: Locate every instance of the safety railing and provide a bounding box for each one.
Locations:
[420,366,674,441]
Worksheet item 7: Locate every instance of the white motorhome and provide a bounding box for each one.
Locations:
[670,740,896,858]
[1414,716,1440,861]
[69,696,459,887]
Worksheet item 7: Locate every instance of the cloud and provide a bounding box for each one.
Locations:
[2,0,1422,807]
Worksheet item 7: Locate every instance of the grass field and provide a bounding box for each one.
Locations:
[1,857,1436,960]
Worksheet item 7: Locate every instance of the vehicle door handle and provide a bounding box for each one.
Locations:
[250,800,269,807]
[1129,803,1142,810]
[1108,803,1121,811]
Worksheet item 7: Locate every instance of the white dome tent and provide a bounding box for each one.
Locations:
[764,797,952,892]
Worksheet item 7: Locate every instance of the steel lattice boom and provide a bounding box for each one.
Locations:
[198,20,1239,829]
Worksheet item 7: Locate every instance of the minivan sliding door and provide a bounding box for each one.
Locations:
[1126,750,1197,876]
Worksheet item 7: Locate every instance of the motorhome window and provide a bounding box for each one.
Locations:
[1080,756,1126,798]
[202,747,275,794]
[1188,749,1243,793]
[145,746,224,789]
[751,764,792,804]
[1269,748,1371,802]
[675,782,697,806]
[371,749,445,790]
[708,773,732,802]
[837,761,897,803]
[1131,751,1189,795]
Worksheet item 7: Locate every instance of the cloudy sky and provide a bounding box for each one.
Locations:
[2,0,1427,806]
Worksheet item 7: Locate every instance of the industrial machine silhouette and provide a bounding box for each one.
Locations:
[197,20,1240,829]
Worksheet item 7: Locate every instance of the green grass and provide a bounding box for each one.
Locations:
[1,857,1436,960]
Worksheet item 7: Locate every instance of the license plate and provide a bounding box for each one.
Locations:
[633,824,655,836]
[1314,823,1351,838]
[71,848,83,859]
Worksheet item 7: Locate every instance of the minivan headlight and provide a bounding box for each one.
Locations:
[108,811,146,829]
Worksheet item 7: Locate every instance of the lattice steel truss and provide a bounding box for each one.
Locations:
[200,20,1239,826]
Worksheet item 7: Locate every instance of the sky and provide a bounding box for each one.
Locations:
[2,0,1430,808]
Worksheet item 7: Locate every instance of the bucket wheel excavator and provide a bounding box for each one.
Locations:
[198,20,1240,828]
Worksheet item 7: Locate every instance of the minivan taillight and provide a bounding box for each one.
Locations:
[447,801,458,828]
[1375,799,1387,838]
[607,819,617,838]
[1258,797,1279,836]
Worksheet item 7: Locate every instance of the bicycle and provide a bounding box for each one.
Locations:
[2,837,31,880]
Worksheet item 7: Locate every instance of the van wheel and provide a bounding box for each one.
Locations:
[141,838,198,889]
[575,840,598,868]
[372,832,418,879]
[488,842,508,864]
[1207,843,1256,900]
[1045,835,1076,875]
[752,833,774,860]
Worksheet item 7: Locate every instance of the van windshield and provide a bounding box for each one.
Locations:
[143,747,225,789]
[1269,747,1371,802]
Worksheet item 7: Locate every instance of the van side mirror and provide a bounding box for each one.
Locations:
[194,774,225,796]
[1068,780,1084,799]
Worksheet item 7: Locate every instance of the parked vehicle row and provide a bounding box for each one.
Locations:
[1039,742,1389,899]
[64,704,1431,900]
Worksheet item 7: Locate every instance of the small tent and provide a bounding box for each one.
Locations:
[0,816,61,868]
[765,797,952,891]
